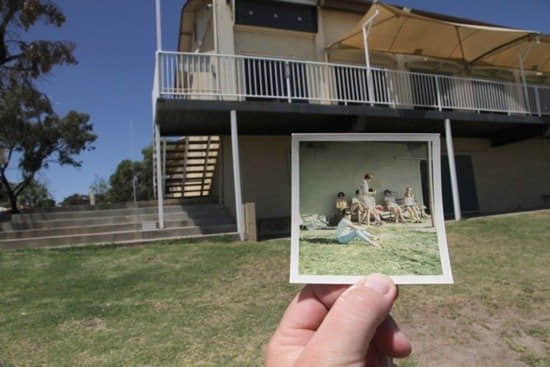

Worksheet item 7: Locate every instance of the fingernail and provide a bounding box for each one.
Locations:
[362,274,393,295]
[395,330,408,343]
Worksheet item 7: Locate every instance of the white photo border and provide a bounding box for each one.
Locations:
[290,133,454,285]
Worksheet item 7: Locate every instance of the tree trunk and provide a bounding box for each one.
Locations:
[7,188,18,213]
[0,170,19,213]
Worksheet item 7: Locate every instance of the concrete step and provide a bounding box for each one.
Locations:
[4,205,231,231]
[9,203,224,223]
[0,224,238,250]
[0,215,235,240]
[12,198,215,215]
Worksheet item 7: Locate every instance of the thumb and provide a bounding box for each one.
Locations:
[296,274,397,367]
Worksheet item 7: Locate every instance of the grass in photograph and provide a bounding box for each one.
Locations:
[299,220,442,276]
[0,211,549,366]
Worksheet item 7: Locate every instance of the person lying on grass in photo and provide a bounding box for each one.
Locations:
[336,210,381,248]
[384,189,405,223]
[403,187,422,223]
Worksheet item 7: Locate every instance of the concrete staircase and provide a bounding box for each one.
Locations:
[154,136,221,200]
[0,200,237,249]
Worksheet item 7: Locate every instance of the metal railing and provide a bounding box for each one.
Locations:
[155,51,550,116]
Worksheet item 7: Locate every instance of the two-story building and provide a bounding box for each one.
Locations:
[152,0,550,239]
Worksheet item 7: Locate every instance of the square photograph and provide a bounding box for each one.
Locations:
[290,134,453,284]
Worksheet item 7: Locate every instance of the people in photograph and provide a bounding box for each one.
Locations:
[365,188,383,226]
[359,174,382,226]
[336,210,381,247]
[403,186,422,223]
[384,189,405,223]
[335,192,349,219]
[350,190,365,223]
[359,173,373,198]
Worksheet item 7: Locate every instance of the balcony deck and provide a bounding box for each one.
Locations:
[153,52,550,138]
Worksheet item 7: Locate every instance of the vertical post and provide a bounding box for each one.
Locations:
[230,110,245,240]
[162,139,167,198]
[218,138,224,205]
[155,0,163,52]
[445,118,462,221]
[244,202,257,242]
[427,141,435,227]
[155,123,165,229]
[286,61,292,103]
[435,75,443,111]
[362,10,379,106]
[535,86,542,117]
[518,54,529,112]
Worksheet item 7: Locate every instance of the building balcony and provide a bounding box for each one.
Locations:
[153,51,550,138]
[154,51,550,115]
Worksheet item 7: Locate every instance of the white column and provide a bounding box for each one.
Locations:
[155,0,163,51]
[445,118,462,221]
[362,9,379,105]
[230,110,245,240]
[155,123,165,229]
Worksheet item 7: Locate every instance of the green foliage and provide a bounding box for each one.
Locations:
[0,0,76,86]
[17,178,54,208]
[60,193,89,207]
[0,1,95,212]
[106,145,153,203]
[89,175,109,204]
[107,160,139,202]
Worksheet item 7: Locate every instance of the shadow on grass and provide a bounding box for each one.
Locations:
[10,235,240,254]
[302,238,339,245]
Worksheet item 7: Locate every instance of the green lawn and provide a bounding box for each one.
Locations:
[300,221,441,276]
[0,211,549,366]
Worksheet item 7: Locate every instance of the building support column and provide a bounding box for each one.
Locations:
[230,110,245,240]
[445,118,462,221]
[362,9,379,105]
[155,123,165,229]
[155,0,163,51]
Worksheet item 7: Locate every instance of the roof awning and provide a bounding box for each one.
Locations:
[328,3,550,72]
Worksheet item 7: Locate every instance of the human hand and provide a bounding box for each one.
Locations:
[265,274,411,367]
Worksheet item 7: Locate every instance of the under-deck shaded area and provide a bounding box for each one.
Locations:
[156,99,550,145]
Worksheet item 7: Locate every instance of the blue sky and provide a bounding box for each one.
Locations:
[6,0,550,202]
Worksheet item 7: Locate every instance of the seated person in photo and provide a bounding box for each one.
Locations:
[362,188,383,226]
[350,190,366,223]
[335,192,349,219]
[384,189,405,223]
[336,210,381,247]
[403,186,422,223]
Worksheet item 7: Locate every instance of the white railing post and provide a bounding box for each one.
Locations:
[535,87,542,117]
[285,61,292,103]
[435,75,442,111]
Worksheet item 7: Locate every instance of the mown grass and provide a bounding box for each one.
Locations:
[0,212,549,366]
[300,222,441,276]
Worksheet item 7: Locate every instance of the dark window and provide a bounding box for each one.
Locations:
[235,0,318,33]
[421,156,480,219]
